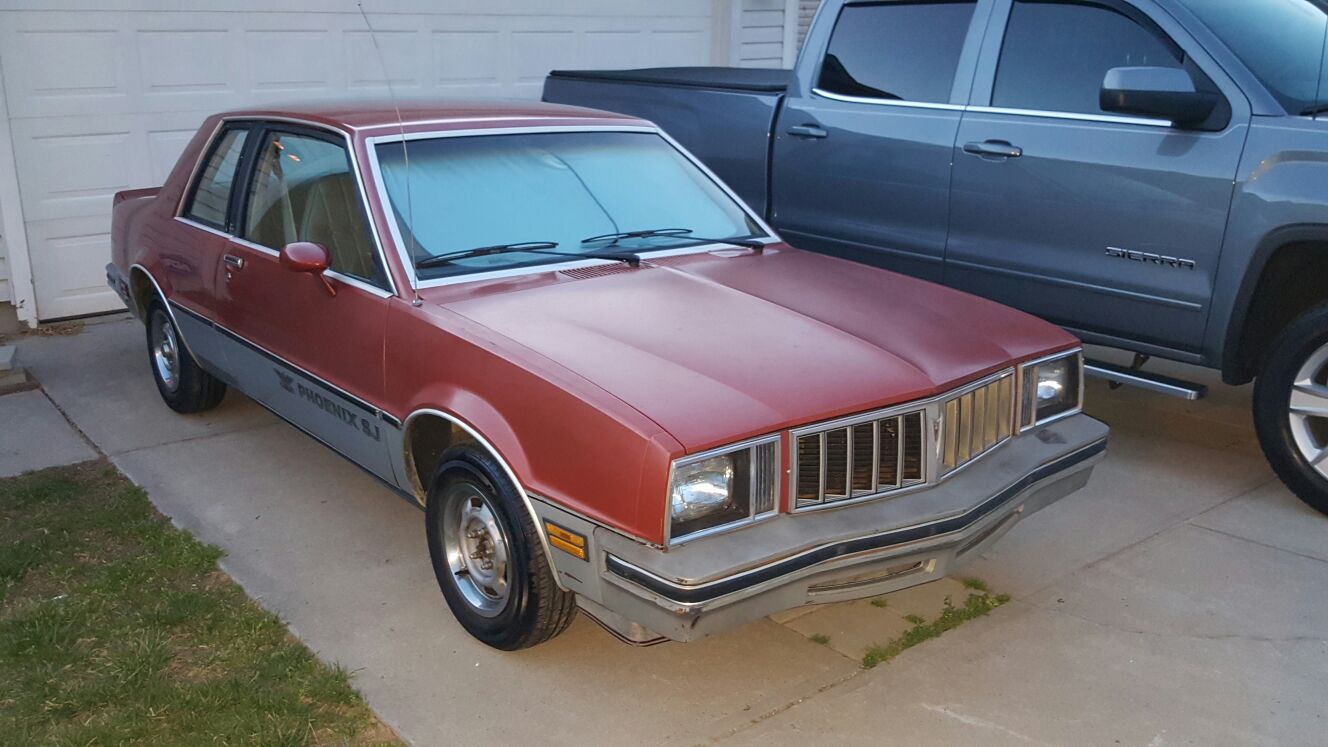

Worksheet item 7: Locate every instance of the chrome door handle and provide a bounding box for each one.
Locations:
[963,140,1023,158]
[223,254,245,270]
[787,124,828,139]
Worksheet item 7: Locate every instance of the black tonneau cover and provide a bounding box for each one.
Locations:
[547,67,791,93]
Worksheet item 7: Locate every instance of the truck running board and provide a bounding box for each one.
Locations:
[1084,358,1207,400]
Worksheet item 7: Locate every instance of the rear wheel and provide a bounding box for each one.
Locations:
[1254,303,1328,516]
[425,446,577,649]
[146,302,226,413]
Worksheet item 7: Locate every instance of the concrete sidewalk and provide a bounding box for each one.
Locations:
[15,318,1327,745]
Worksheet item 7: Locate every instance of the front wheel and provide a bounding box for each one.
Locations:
[146,302,226,414]
[1254,303,1328,516]
[425,447,577,649]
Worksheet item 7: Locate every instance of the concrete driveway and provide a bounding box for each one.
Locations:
[14,316,1327,745]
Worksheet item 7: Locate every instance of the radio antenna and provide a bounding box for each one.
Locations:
[356,1,420,305]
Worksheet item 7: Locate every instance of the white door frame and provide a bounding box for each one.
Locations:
[0,52,37,327]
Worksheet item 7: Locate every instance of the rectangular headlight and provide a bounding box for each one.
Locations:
[1020,350,1083,430]
[667,436,779,544]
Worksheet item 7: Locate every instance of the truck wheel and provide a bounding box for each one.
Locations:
[1254,303,1328,516]
[425,446,577,650]
[146,301,226,414]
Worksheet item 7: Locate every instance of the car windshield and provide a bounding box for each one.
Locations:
[374,131,764,279]
[1176,0,1328,114]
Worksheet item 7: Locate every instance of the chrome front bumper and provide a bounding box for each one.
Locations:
[533,413,1108,644]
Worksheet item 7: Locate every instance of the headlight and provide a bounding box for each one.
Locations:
[667,437,779,543]
[1020,350,1082,429]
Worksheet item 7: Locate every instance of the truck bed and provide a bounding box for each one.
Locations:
[544,67,789,214]
[547,67,790,93]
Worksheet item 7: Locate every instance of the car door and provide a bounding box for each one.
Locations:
[771,0,991,281]
[945,0,1250,357]
[169,122,254,373]
[216,123,397,481]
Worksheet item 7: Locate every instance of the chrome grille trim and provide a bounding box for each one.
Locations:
[940,371,1015,475]
[790,368,1016,512]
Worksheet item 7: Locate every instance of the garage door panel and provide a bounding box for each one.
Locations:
[25,218,123,320]
[246,30,340,93]
[1,3,717,320]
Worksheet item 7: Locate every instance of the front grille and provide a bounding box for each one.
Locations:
[941,372,1014,475]
[791,369,1015,511]
[795,410,926,508]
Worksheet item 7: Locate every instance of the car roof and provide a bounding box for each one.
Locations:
[215,99,649,134]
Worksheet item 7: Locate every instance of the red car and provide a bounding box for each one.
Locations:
[108,101,1107,650]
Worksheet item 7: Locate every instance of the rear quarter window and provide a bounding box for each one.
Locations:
[183,127,248,230]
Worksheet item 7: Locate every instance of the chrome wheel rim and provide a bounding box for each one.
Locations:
[441,482,511,617]
[1289,340,1328,480]
[153,318,181,393]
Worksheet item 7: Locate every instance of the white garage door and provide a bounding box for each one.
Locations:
[0,0,716,321]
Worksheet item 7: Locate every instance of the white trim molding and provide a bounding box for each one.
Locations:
[0,53,37,327]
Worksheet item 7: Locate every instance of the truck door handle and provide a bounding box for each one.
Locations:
[223,254,245,271]
[963,140,1022,159]
[787,124,828,139]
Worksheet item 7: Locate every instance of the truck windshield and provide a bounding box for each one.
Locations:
[374,131,764,279]
[1176,0,1328,114]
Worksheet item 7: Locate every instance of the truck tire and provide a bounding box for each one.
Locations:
[425,446,577,649]
[1254,303,1328,516]
[146,301,226,414]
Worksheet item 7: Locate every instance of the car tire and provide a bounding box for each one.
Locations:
[1254,302,1328,516]
[425,446,577,650]
[146,301,226,414]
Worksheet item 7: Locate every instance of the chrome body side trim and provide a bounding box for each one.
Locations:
[811,88,966,111]
[128,263,200,362]
[965,105,1173,128]
[402,407,566,592]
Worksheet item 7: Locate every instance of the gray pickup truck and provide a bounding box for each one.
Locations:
[544,0,1328,515]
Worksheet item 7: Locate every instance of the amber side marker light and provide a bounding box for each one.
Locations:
[545,522,587,560]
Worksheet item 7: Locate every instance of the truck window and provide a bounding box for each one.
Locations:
[182,127,248,230]
[816,0,977,104]
[992,0,1184,116]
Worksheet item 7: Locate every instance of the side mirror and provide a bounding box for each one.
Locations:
[279,242,336,296]
[1100,66,1218,129]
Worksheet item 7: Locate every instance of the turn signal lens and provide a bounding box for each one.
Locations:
[544,522,587,560]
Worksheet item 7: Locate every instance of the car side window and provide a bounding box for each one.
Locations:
[242,130,388,288]
[817,1,978,104]
[183,127,248,230]
[992,0,1184,116]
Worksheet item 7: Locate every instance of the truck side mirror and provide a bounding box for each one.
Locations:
[1100,66,1218,129]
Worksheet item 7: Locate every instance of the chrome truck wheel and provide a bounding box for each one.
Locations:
[1254,304,1328,516]
[1289,340,1328,479]
[425,446,578,650]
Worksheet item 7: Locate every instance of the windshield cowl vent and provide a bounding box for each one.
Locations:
[558,264,648,281]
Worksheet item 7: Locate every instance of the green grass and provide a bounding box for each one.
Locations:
[808,633,831,645]
[868,597,888,609]
[862,590,1012,669]
[0,462,397,745]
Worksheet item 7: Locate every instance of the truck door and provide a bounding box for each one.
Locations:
[945,0,1249,356]
[771,0,989,282]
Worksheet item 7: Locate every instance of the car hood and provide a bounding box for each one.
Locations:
[428,247,1077,453]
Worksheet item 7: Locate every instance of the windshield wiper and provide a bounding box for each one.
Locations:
[581,228,767,251]
[415,241,641,270]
